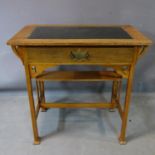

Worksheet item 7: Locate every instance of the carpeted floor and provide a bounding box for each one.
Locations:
[0,91,155,155]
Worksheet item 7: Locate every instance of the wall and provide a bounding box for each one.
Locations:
[0,0,154,91]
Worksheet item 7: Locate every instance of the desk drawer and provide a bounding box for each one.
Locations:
[26,47,134,65]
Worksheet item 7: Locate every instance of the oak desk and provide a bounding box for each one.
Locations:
[7,25,152,144]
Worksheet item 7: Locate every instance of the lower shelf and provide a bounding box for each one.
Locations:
[40,102,114,108]
[36,71,122,81]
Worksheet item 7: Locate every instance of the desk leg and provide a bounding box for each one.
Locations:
[119,66,134,145]
[25,65,40,145]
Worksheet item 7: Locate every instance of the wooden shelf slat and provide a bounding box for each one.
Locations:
[36,71,122,81]
[41,102,113,108]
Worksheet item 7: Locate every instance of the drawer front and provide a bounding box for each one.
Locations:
[26,47,134,65]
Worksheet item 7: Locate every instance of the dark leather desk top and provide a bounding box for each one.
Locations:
[29,27,132,39]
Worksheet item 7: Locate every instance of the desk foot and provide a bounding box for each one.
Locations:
[41,108,47,112]
[109,109,116,112]
[119,137,127,145]
[33,138,41,145]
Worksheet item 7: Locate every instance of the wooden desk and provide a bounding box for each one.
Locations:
[7,25,152,144]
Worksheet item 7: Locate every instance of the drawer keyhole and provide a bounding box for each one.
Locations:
[31,66,37,73]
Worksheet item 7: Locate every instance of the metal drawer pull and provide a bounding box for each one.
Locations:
[70,49,89,60]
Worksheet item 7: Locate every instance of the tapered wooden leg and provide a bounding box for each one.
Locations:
[119,66,134,145]
[25,66,40,145]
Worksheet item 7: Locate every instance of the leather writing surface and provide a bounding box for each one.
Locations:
[29,27,132,39]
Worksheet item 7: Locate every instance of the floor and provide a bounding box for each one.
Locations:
[0,91,155,155]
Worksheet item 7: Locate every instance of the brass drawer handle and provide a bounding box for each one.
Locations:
[70,49,89,60]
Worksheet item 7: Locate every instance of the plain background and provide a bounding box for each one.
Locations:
[0,0,154,91]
